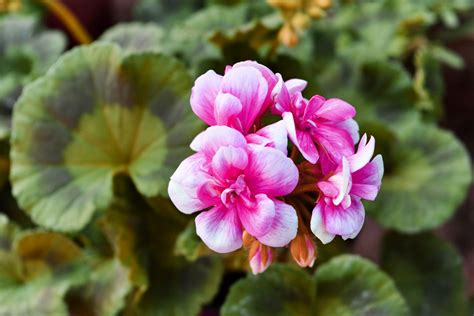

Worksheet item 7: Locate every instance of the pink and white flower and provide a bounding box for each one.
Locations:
[310,134,383,243]
[168,126,299,253]
[190,61,278,135]
[273,76,359,169]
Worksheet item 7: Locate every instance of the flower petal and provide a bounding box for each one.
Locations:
[331,157,351,206]
[257,199,298,247]
[310,201,335,244]
[285,78,307,94]
[249,244,273,274]
[211,146,248,182]
[214,92,243,126]
[246,120,288,155]
[168,153,213,214]
[221,66,269,133]
[313,124,354,165]
[315,98,356,122]
[190,70,222,125]
[195,205,243,253]
[282,112,319,164]
[351,154,383,201]
[245,146,299,196]
[348,134,375,172]
[337,119,360,144]
[238,194,275,237]
[190,126,247,159]
[324,197,365,239]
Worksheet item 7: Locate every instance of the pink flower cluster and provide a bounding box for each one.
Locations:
[168,61,383,274]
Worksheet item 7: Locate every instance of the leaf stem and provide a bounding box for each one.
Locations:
[41,0,92,44]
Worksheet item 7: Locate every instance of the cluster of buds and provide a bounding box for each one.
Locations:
[0,0,21,12]
[169,61,382,274]
[268,0,332,47]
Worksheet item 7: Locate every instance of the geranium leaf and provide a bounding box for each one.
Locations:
[67,258,132,316]
[367,122,471,232]
[221,264,316,316]
[381,233,469,316]
[100,22,166,54]
[10,43,202,231]
[314,255,410,316]
[0,227,89,316]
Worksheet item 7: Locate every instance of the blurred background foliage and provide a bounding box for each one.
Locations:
[0,0,473,315]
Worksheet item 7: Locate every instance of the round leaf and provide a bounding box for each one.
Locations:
[315,255,409,316]
[381,233,468,316]
[10,43,202,231]
[221,264,316,316]
[100,22,166,54]
[367,123,472,232]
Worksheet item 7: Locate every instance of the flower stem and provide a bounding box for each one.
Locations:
[41,0,92,44]
[291,183,317,195]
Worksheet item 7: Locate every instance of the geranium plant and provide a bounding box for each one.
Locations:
[0,0,473,315]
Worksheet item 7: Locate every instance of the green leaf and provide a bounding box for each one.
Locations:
[100,22,166,54]
[174,220,206,261]
[132,197,224,316]
[67,258,132,316]
[221,264,316,316]
[381,233,469,316]
[367,122,472,232]
[314,255,410,316]
[10,43,202,231]
[0,229,88,316]
[0,15,66,117]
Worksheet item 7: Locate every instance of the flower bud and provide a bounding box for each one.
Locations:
[249,242,273,274]
[278,23,299,47]
[290,233,316,268]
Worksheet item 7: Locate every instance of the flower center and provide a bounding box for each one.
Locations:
[220,175,250,207]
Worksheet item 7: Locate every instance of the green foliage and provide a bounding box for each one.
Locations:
[0,0,472,314]
[221,264,316,316]
[10,43,202,232]
[222,255,409,316]
[314,255,410,316]
[367,121,472,232]
[99,22,166,54]
[381,233,469,316]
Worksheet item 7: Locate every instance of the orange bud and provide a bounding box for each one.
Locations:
[278,23,299,47]
[249,242,273,274]
[290,233,316,267]
[267,0,301,10]
[313,0,332,9]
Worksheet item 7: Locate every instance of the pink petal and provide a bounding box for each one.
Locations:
[272,74,291,114]
[337,119,360,144]
[168,153,213,214]
[190,126,247,159]
[317,180,339,198]
[313,124,354,165]
[232,60,278,93]
[351,154,383,201]
[246,120,288,155]
[249,244,273,274]
[331,157,351,206]
[238,194,275,237]
[195,205,242,253]
[245,146,299,197]
[257,199,298,247]
[315,98,356,122]
[211,146,248,182]
[282,112,319,164]
[190,70,222,125]
[348,134,375,172]
[324,197,365,239]
[214,92,243,126]
[304,95,325,121]
[310,201,335,244]
[285,79,307,94]
[296,130,319,164]
[221,66,269,133]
